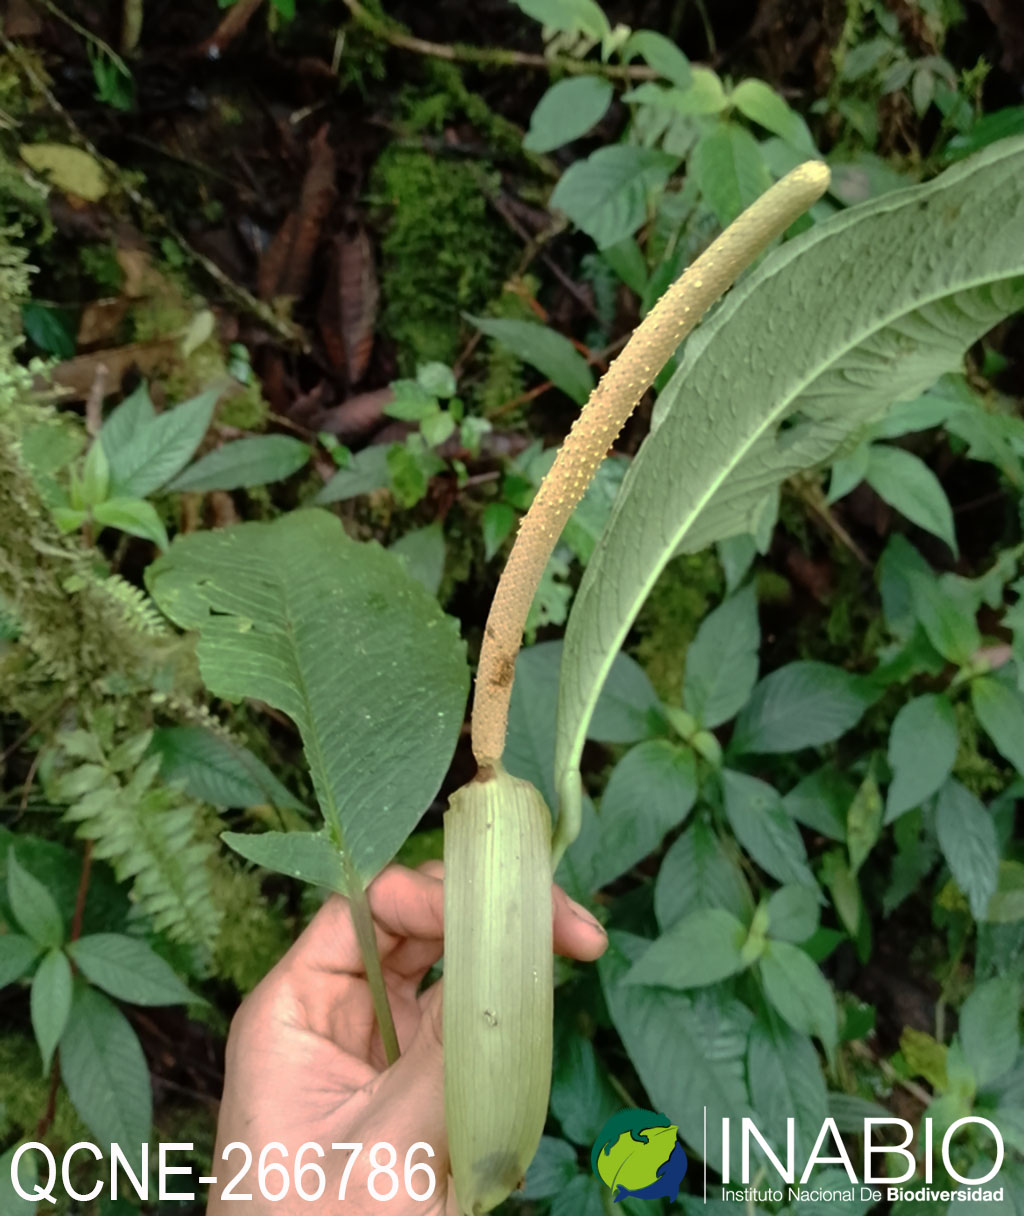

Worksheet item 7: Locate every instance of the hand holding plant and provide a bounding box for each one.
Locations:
[206,864,606,1216]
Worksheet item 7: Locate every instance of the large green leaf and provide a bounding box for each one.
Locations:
[885,693,958,822]
[549,145,678,249]
[523,77,613,153]
[555,137,1024,827]
[591,739,697,889]
[60,986,151,1170]
[599,931,753,1174]
[747,1018,828,1175]
[146,509,468,890]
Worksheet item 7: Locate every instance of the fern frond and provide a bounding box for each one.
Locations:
[95,574,169,637]
[58,742,222,956]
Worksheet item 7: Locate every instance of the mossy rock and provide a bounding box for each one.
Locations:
[369,148,515,372]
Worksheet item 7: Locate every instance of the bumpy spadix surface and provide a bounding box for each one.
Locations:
[472,161,830,765]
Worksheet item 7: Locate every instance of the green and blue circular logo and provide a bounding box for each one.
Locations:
[591,1108,688,1202]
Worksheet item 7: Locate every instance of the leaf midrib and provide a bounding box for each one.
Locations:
[558,263,1024,791]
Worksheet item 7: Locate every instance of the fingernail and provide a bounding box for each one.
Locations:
[571,902,606,935]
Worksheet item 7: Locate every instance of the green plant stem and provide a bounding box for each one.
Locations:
[341,0,658,81]
[343,855,400,1066]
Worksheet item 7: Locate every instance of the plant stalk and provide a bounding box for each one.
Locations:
[471,161,832,773]
[343,853,400,1066]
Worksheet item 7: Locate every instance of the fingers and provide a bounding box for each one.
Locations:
[287,867,444,981]
[286,861,606,987]
[414,860,607,961]
[553,884,608,961]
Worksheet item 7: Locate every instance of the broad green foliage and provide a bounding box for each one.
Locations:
[556,137,1024,811]
[147,509,469,890]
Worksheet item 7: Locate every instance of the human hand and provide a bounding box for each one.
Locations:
[206,862,607,1215]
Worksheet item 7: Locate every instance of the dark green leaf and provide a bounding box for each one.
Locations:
[683,583,760,728]
[722,770,815,888]
[731,78,816,151]
[0,934,41,988]
[103,387,220,498]
[147,510,468,889]
[524,77,613,152]
[936,780,999,920]
[626,907,749,988]
[150,725,304,810]
[519,1137,579,1199]
[748,1019,828,1174]
[972,677,1024,778]
[30,948,72,1071]
[655,819,754,929]
[550,1021,620,1145]
[93,497,169,549]
[169,435,310,492]
[223,828,346,892]
[549,146,678,249]
[759,940,837,1050]
[623,30,691,87]
[482,501,516,561]
[7,851,64,949]
[592,740,697,889]
[505,641,657,809]
[587,651,661,743]
[766,884,820,943]
[886,693,958,822]
[959,976,1020,1087]
[389,522,445,596]
[600,931,754,1173]
[690,122,772,227]
[22,301,76,358]
[60,986,151,1165]
[97,383,154,467]
[907,568,979,664]
[466,315,594,404]
[68,933,197,1006]
[732,661,876,754]
[783,767,851,840]
[865,445,957,553]
[314,444,391,504]
[0,1144,39,1216]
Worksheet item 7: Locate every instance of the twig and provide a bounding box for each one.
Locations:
[0,697,67,764]
[849,1039,933,1108]
[1,35,308,351]
[18,749,42,812]
[69,840,94,943]
[29,0,131,79]
[797,478,872,569]
[340,0,659,80]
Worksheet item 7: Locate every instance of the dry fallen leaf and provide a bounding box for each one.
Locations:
[20,143,108,202]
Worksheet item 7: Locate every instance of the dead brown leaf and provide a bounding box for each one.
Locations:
[77,298,129,348]
[311,386,392,440]
[43,340,178,401]
[258,125,336,305]
[317,228,378,382]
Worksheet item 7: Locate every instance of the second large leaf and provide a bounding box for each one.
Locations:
[146,509,468,888]
[555,136,1024,808]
